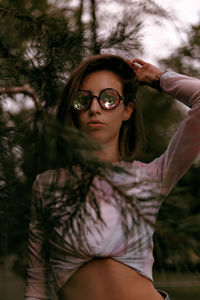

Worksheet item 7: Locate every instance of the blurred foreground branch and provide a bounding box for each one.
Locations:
[0,85,43,112]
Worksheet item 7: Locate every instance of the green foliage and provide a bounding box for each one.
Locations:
[152,22,200,273]
[161,24,200,78]
[155,182,200,272]
[0,0,145,267]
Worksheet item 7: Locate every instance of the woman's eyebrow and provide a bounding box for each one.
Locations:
[78,89,91,93]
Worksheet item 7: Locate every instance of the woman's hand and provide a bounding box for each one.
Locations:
[127,58,165,87]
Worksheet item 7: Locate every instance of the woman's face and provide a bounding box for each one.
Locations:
[76,70,134,147]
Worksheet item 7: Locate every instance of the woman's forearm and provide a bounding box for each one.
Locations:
[160,71,200,107]
[151,72,200,195]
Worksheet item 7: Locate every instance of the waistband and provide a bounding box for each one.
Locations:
[157,289,170,300]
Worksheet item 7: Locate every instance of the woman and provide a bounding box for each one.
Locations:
[25,54,200,300]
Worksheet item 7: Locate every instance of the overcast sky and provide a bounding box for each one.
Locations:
[143,0,200,62]
[88,0,200,62]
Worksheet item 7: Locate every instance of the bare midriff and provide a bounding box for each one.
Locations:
[58,258,163,300]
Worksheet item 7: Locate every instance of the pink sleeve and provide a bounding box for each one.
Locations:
[25,177,53,300]
[149,72,200,195]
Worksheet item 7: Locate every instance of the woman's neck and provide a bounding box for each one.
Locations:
[93,143,121,163]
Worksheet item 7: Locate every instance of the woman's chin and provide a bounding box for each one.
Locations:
[89,134,107,144]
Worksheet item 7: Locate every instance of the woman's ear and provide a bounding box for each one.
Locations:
[123,102,134,121]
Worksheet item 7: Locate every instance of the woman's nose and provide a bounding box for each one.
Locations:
[89,96,102,114]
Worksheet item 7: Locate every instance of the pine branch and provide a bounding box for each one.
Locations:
[0,6,49,35]
[101,13,143,53]
[0,85,43,112]
[0,6,37,24]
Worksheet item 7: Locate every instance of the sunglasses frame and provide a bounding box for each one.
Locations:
[72,88,125,111]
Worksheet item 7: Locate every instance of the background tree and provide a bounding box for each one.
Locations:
[153,22,200,273]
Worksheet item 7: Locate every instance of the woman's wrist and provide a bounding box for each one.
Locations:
[148,71,167,92]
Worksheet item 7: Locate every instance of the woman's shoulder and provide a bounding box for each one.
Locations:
[34,168,68,187]
[34,166,84,189]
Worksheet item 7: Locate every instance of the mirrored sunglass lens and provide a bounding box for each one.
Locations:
[73,92,90,110]
[100,90,119,109]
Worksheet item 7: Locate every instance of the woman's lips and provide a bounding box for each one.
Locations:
[87,120,105,129]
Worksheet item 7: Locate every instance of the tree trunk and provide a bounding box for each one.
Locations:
[90,0,100,54]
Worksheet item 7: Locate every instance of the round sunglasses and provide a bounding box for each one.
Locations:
[72,88,126,111]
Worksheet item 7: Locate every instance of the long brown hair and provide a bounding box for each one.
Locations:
[57,54,145,161]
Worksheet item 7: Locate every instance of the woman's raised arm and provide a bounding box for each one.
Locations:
[128,58,200,195]
[157,71,200,194]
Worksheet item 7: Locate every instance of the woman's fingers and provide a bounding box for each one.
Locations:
[132,58,145,65]
[127,58,150,73]
[126,59,140,71]
[127,58,163,86]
